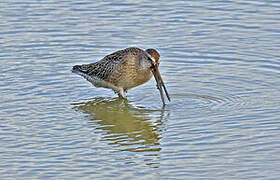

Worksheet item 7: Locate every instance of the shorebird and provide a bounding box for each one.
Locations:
[72,47,170,105]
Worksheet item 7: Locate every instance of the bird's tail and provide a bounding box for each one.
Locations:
[72,64,90,74]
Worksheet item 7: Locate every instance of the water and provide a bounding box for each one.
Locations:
[1,0,280,179]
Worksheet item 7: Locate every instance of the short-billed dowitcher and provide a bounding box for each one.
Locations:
[72,47,170,105]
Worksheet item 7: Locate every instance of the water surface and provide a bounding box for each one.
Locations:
[1,0,280,179]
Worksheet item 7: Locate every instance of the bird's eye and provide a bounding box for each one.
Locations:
[148,57,153,62]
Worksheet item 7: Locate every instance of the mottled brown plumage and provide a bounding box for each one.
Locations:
[72,47,170,105]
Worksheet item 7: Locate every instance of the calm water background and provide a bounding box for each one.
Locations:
[1,0,280,179]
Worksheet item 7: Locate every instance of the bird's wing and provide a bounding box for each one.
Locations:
[79,47,144,82]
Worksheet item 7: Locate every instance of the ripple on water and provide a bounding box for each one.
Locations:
[168,92,248,114]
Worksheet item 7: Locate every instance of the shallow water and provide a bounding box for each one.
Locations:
[1,0,280,179]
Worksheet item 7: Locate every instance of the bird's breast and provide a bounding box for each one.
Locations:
[133,69,153,86]
[117,68,153,90]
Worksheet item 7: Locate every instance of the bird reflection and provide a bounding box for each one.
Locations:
[72,97,166,153]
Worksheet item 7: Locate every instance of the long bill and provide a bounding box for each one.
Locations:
[152,64,171,105]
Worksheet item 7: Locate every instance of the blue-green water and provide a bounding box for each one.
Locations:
[1,0,280,179]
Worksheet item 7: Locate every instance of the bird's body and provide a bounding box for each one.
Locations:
[72,47,170,105]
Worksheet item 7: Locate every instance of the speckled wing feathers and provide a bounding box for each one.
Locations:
[79,47,144,85]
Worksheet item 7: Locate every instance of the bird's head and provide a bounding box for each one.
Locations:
[145,48,160,67]
[145,48,170,106]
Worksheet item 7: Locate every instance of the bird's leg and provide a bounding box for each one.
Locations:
[117,88,126,99]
